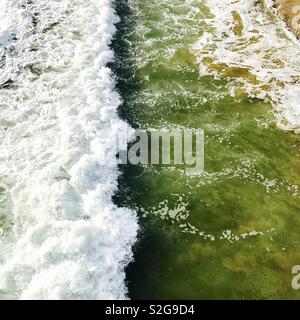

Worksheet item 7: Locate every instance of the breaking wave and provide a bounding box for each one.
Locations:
[0,0,137,299]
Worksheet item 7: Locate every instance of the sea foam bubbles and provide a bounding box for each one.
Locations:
[0,0,137,299]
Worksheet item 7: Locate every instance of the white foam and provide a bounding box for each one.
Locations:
[194,0,300,132]
[0,0,138,299]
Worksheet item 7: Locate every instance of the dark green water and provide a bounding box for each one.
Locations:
[112,0,300,299]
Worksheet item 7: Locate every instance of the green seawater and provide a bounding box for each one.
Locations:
[111,0,300,299]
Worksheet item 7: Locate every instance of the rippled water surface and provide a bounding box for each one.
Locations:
[112,0,300,299]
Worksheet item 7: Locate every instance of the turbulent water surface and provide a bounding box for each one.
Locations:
[113,0,300,299]
[0,0,300,299]
[0,0,137,299]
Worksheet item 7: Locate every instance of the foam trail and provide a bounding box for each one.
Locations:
[193,0,300,132]
[0,0,138,299]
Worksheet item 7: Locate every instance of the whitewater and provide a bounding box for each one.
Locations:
[0,0,137,299]
[1,0,300,301]
[194,0,300,132]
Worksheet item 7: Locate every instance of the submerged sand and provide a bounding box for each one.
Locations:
[274,0,300,38]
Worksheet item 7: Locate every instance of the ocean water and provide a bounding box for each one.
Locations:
[0,0,300,300]
[112,0,300,299]
[0,0,137,299]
